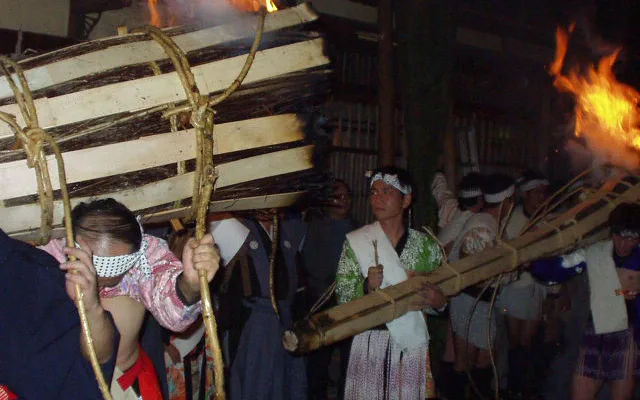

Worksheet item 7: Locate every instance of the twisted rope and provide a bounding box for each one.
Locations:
[0,56,112,400]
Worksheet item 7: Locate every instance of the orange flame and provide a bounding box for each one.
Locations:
[550,25,640,169]
[148,0,163,28]
[230,0,278,12]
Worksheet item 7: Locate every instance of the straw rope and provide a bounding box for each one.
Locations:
[373,289,398,319]
[422,225,464,293]
[0,56,112,400]
[133,10,266,398]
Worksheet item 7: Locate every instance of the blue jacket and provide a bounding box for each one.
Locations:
[0,230,119,399]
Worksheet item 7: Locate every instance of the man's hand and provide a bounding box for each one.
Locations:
[179,234,221,303]
[60,237,101,313]
[367,265,384,292]
[409,282,447,311]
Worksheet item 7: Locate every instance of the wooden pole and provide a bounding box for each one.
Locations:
[377,0,395,166]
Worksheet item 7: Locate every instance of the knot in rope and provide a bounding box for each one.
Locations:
[22,127,48,167]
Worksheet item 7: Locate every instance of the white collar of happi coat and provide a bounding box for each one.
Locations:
[346,221,428,351]
[438,210,473,247]
[586,239,628,334]
[449,212,497,263]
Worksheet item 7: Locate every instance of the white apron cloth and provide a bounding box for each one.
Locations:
[346,221,428,351]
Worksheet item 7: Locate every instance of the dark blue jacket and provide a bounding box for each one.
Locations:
[0,230,119,399]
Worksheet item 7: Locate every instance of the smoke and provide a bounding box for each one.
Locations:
[146,0,254,29]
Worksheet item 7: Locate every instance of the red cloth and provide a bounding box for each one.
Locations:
[117,346,163,399]
[0,385,18,400]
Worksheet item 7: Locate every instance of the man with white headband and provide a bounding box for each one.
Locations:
[530,202,640,400]
[448,173,516,400]
[336,166,446,399]
[431,171,485,253]
[39,198,221,400]
[431,171,485,398]
[497,170,551,398]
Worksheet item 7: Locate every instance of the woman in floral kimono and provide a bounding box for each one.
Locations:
[336,166,446,399]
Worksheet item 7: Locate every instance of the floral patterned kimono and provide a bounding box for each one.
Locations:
[336,222,443,399]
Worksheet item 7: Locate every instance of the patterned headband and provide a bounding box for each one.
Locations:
[75,236,151,278]
[366,171,412,195]
[616,229,640,240]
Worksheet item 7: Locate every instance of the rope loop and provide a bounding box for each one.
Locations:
[374,289,398,319]
[442,261,464,293]
[496,239,519,269]
[23,127,48,167]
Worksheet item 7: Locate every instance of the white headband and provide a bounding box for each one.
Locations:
[484,185,515,203]
[75,236,151,278]
[459,188,482,199]
[366,171,412,195]
[618,230,640,239]
[519,179,549,193]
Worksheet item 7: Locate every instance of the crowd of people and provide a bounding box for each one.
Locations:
[1,164,638,400]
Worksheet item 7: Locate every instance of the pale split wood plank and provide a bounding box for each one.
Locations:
[141,191,307,224]
[0,38,328,139]
[9,191,307,241]
[2,172,193,234]
[215,145,314,189]
[0,145,314,234]
[0,4,319,100]
[0,114,303,200]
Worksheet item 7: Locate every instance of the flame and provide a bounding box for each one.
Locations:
[230,0,278,12]
[550,25,640,169]
[148,0,163,28]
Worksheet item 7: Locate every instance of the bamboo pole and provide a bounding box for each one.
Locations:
[283,175,640,353]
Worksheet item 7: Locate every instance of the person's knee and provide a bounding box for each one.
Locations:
[453,357,470,372]
[571,375,600,400]
[610,379,635,400]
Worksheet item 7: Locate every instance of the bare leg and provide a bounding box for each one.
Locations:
[506,316,522,348]
[572,374,603,400]
[610,341,636,400]
[518,318,541,348]
[443,322,455,362]
[449,335,479,400]
[454,335,478,372]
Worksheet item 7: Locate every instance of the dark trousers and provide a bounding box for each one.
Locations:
[307,344,335,400]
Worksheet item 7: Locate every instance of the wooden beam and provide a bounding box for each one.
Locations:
[0,145,314,234]
[141,191,307,224]
[0,38,329,139]
[0,114,303,200]
[376,0,395,166]
[0,4,319,100]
